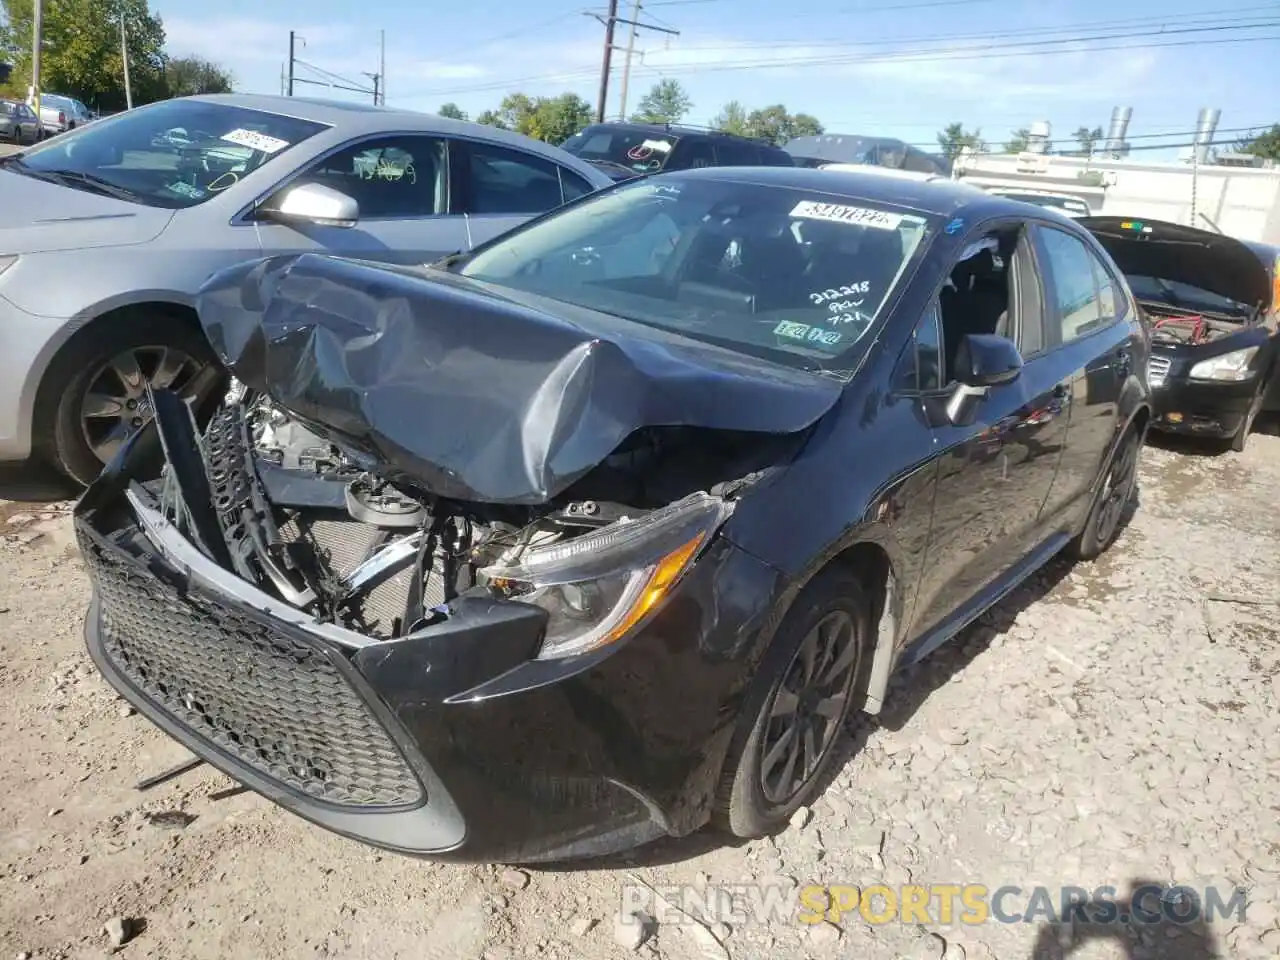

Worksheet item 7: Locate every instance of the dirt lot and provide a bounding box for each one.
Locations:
[1,428,1278,960]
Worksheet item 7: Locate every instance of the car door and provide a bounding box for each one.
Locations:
[18,104,39,141]
[454,138,595,249]
[1030,223,1135,528]
[252,134,469,266]
[906,221,1072,648]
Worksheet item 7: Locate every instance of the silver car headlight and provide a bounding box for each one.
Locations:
[1188,346,1259,382]
[480,492,733,660]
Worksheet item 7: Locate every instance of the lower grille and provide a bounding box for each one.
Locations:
[79,523,425,809]
[1147,355,1171,388]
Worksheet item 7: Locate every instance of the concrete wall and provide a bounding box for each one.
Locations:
[953,152,1280,244]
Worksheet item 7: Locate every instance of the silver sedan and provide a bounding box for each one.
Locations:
[0,93,613,484]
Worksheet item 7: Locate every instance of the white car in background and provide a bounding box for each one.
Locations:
[32,92,94,136]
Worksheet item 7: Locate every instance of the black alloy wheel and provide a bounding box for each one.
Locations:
[714,569,873,837]
[759,609,862,805]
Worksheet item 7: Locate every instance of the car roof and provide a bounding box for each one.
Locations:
[580,120,776,144]
[164,94,613,185]
[655,165,1021,219]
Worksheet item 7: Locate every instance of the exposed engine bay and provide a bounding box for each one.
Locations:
[155,384,797,644]
[1140,303,1241,346]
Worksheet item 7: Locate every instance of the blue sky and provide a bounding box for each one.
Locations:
[157,0,1280,159]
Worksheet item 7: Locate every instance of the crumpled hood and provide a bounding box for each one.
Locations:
[0,167,174,254]
[196,253,843,504]
[1080,216,1275,311]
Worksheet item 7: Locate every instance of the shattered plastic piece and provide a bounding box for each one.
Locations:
[196,254,842,504]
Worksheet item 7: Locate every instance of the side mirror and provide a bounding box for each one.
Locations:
[261,183,359,228]
[944,333,1023,425]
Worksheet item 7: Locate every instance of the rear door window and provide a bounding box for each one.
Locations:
[714,139,760,165]
[1036,225,1104,343]
[461,141,567,215]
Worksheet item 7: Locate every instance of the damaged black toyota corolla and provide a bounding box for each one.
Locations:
[74,168,1151,863]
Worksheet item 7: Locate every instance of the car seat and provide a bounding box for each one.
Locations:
[941,248,1009,381]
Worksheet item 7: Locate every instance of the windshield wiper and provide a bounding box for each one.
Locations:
[22,168,143,203]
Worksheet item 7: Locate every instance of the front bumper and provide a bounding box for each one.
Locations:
[76,428,785,863]
[1147,375,1257,438]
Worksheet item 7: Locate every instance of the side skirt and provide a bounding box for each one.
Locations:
[894,532,1071,670]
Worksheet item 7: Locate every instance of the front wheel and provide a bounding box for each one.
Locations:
[1228,387,1265,453]
[714,569,873,838]
[39,315,223,486]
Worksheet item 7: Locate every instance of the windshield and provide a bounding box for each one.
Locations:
[560,126,679,175]
[1126,275,1251,316]
[457,176,935,377]
[9,99,329,209]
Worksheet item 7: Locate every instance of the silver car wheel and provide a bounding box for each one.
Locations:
[79,345,204,464]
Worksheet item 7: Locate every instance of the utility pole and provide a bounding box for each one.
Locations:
[287,31,296,96]
[30,0,43,117]
[120,10,133,110]
[595,0,619,123]
[617,0,641,120]
[379,29,386,105]
[363,72,380,105]
[590,1,678,124]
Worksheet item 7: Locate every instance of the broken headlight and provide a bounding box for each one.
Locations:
[481,493,733,660]
[1189,346,1259,382]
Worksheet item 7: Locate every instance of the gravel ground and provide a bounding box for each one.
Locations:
[0,426,1277,960]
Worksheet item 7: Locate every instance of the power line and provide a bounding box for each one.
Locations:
[668,7,1280,51]
[401,21,1280,97]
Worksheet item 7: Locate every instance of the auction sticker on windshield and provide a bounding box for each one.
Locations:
[791,201,903,231]
[221,129,290,154]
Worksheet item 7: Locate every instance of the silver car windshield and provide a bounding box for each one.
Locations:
[458,176,935,377]
[10,99,329,209]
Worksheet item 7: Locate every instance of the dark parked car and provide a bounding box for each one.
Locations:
[1080,216,1280,451]
[76,168,1150,864]
[560,121,794,181]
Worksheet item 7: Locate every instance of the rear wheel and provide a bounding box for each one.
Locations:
[714,569,873,838]
[39,314,223,486]
[1070,423,1143,561]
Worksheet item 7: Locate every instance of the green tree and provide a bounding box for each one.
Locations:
[475,92,593,145]
[741,104,824,146]
[711,100,749,136]
[1004,128,1031,153]
[1074,125,1104,156]
[1,0,168,110]
[936,122,986,162]
[164,55,232,97]
[530,93,593,144]
[630,78,691,125]
[437,102,467,121]
[1235,124,1280,161]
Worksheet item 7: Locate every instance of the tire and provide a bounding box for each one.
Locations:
[37,313,222,487]
[713,568,874,838]
[1229,387,1265,453]
[1069,423,1143,562]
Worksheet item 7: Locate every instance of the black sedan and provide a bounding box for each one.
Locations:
[1080,216,1280,451]
[74,167,1151,864]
